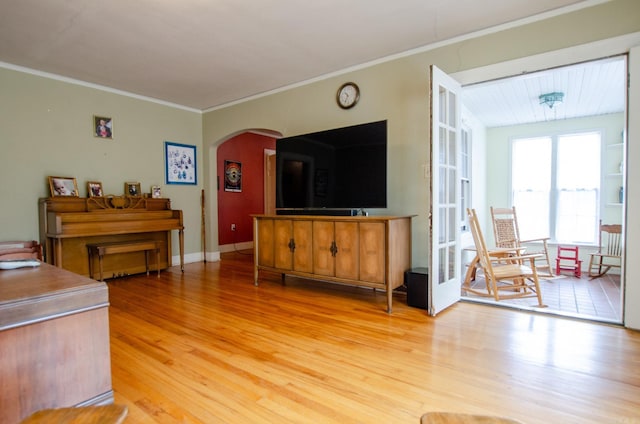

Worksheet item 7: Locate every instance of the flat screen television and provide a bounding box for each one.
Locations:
[276,120,387,214]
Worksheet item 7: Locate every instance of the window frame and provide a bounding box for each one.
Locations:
[460,125,472,233]
[510,130,602,245]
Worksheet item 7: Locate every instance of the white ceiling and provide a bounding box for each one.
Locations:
[462,56,627,127]
[0,0,593,112]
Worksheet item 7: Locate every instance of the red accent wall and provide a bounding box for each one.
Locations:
[217,133,275,245]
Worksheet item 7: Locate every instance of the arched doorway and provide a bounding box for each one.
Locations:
[214,130,281,255]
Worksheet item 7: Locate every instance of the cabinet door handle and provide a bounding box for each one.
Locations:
[288,238,295,252]
[330,241,338,257]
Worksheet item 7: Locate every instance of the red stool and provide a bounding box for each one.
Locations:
[556,245,582,277]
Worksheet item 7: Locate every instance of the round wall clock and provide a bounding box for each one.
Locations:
[337,82,360,109]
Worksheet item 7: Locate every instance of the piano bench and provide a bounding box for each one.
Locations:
[87,239,162,281]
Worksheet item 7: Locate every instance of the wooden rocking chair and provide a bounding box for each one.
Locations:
[588,220,622,279]
[467,208,546,307]
[490,206,553,277]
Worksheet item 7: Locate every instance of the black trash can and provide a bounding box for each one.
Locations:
[404,267,429,309]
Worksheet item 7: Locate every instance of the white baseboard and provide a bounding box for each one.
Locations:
[205,251,221,262]
[172,251,221,265]
[218,241,254,253]
[171,244,251,265]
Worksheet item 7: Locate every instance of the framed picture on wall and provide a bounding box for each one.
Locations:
[224,160,242,192]
[87,181,103,197]
[165,141,197,185]
[93,115,113,139]
[48,176,79,197]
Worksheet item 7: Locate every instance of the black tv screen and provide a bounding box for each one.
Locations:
[276,120,387,212]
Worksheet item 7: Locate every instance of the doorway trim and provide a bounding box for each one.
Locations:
[451,33,640,86]
[451,32,640,327]
[264,149,276,215]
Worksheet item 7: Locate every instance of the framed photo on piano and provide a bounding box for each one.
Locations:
[49,176,79,197]
[151,185,162,198]
[87,181,103,197]
[125,182,141,197]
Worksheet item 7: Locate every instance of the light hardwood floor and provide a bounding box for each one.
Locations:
[108,251,640,423]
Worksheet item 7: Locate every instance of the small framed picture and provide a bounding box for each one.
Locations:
[224,160,242,192]
[49,176,79,197]
[94,115,113,139]
[87,181,104,197]
[151,185,162,198]
[125,182,141,197]
[165,141,197,185]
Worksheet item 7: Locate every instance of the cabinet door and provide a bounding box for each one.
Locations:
[292,220,313,273]
[359,222,385,284]
[274,219,293,270]
[334,222,359,280]
[256,218,275,267]
[313,221,335,277]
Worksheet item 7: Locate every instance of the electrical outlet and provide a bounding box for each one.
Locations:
[231,223,236,231]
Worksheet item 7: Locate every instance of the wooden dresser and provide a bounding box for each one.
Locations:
[253,214,413,312]
[0,263,112,423]
[39,196,184,278]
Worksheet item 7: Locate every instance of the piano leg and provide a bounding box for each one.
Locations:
[55,239,63,268]
[97,252,104,282]
[88,247,94,279]
[179,228,185,272]
[156,247,161,278]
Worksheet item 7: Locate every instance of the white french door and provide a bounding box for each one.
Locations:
[428,65,462,316]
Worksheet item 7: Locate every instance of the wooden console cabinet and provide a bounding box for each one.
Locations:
[253,215,413,312]
[0,263,113,423]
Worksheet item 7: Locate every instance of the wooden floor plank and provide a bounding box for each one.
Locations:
[108,251,640,423]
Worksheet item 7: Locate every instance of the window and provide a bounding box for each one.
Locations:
[460,127,471,231]
[511,131,601,244]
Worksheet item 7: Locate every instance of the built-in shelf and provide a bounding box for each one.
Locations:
[603,139,624,222]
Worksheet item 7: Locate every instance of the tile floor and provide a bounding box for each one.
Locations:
[462,271,622,323]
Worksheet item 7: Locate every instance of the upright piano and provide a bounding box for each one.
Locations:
[39,196,184,278]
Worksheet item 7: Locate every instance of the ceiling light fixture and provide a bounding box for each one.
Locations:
[539,91,564,109]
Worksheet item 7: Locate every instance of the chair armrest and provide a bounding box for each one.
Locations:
[590,253,620,259]
[520,237,550,244]
[487,247,524,255]
[512,253,544,260]
[490,253,543,265]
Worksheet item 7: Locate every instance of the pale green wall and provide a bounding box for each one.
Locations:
[202,0,640,328]
[202,60,430,260]
[486,113,625,225]
[203,0,640,266]
[483,113,625,269]
[1,0,639,327]
[0,68,203,257]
